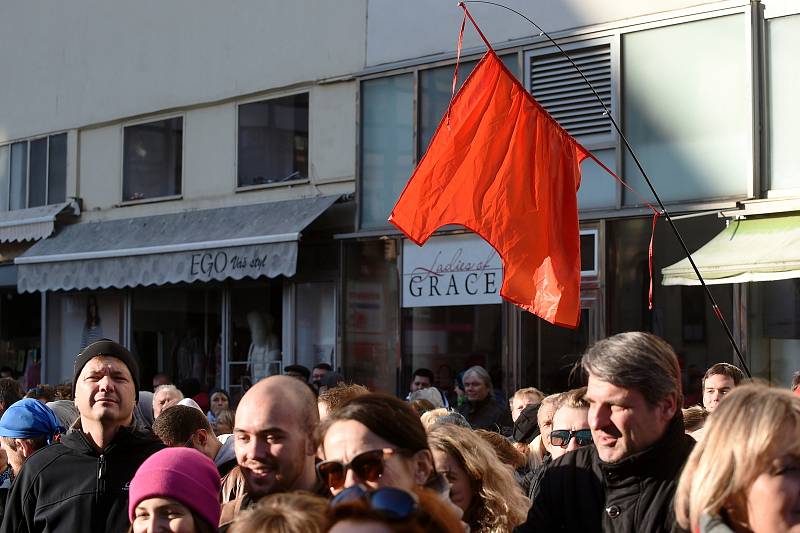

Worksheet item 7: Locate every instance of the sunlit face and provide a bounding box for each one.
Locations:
[741,450,800,533]
[432,449,473,514]
[234,392,314,500]
[1,440,24,476]
[537,401,558,454]
[322,419,423,496]
[463,374,489,402]
[550,406,590,460]
[702,374,736,413]
[153,389,182,418]
[74,356,135,426]
[210,392,229,416]
[132,497,196,533]
[511,395,538,422]
[410,375,432,393]
[585,374,675,463]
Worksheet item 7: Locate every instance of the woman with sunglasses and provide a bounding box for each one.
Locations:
[326,485,464,533]
[428,424,528,532]
[316,393,435,496]
[675,384,800,533]
[549,387,593,460]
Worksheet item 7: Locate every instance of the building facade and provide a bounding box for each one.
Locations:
[1,0,797,401]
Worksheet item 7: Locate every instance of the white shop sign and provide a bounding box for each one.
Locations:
[402,234,503,307]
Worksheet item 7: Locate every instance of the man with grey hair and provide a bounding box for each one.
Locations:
[516,332,694,532]
[457,365,512,433]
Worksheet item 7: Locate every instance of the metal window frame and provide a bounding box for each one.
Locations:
[0,131,69,212]
[120,113,186,204]
[233,89,312,192]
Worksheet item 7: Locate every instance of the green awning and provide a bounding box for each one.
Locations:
[661,215,800,286]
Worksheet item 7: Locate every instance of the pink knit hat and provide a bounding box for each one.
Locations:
[128,447,221,529]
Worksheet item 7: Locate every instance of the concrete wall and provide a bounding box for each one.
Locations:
[0,0,367,143]
[365,0,725,66]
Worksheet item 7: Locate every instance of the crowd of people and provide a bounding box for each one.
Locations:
[0,333,795,532]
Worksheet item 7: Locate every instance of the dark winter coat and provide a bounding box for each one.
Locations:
[0,421,164,533]
[457,396,512,433]
[515,415,694,533]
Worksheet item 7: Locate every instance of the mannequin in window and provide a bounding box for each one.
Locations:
[80,296,104,350]
[246,311,281,383]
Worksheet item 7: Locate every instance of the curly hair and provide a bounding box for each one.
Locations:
[229,492,328,533]
[428,424,528,532]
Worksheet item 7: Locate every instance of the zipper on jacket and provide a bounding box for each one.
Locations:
[96,454,107,504]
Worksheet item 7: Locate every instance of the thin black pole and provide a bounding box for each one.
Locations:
[461,0,751,377]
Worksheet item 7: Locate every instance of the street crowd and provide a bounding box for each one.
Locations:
[0,333,796,532]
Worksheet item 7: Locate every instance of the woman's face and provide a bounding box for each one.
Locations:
[322,419,423,496]
[210,392,229,415]
[463,374,489,402]
[432,449,474,514]
[132,497,196,533]
[743,451,800,533]
[329,520,393,533]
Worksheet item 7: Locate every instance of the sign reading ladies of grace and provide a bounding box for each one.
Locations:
[402,234,503,307]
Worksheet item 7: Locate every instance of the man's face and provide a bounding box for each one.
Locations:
[550,406,590,460]
[0,439,23,476]
[74,356,135,427]
[153,389,182,418]
[585,373,676,463]
[234,392,313,500]
[312,368,328,385]
[410,375,432,393]
[511,395,537,422]
[702,373,736,413]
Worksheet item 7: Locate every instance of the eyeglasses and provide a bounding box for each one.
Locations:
[330,485,418,520]
[317,448,399,491]
[549,429,593,448]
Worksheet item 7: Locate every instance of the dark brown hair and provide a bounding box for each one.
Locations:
[317,383,370,415]
[152,405,214,446]
[702,363,745,388]
[316,393,428,453]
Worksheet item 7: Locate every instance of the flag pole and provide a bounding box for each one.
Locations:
[460,1,751,378]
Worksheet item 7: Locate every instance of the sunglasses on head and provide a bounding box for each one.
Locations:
[317,448,399,491]
[330,485,418,520]
[549,429,593,448]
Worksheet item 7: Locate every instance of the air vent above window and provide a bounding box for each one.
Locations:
[527,42,614,144]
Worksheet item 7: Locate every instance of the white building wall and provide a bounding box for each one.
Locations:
[0,0,367,143]
[365,0,724,66]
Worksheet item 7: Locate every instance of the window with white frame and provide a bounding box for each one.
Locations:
[237,93,308,188]
[525,39,619,211]
[0,133,67,211]
[123,117,183,202]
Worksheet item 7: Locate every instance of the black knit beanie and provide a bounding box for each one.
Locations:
[72,339,140,401]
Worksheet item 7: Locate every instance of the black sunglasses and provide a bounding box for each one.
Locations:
[317,448,399,491]
[330,485,418,520]
[549,429,593,448]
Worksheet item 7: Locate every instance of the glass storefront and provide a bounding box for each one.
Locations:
[0,290,41,387]
[747,279,800,388]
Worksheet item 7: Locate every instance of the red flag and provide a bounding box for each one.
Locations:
[389,50,588,328]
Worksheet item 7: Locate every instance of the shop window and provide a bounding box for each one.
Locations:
[747,279,800,387]
[294,281,335,371]
[360,75,415,229]
[228,281,283,401]
[122,117,182,202]
[45,292,125,384]
[130,286,221,395]
[342,240,400,392]
[237,93,308,188]
[0,291,41,389]
[401,305,503,405]
[606,216,733,406]
[622,15,749,205]
[766,14,800,192]
[0,133,67,211]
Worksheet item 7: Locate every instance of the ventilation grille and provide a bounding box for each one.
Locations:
[528,44,612,139]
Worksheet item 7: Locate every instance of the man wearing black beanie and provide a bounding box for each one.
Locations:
[1,339,164,533]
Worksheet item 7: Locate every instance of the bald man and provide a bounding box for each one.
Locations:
[219,376,323,528]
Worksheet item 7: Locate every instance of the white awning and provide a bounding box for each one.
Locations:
[0,201,80,243]
[661,215,800,286]
[16,196,339,292]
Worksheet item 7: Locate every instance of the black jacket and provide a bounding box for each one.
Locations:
[458,396,512,433]
[516,416,694,533]
[0,422,164,533]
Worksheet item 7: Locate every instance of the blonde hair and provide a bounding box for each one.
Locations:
[509,387,545,408]
[428,425,528,532]
[229,492,327,533]
[675,384,800,529]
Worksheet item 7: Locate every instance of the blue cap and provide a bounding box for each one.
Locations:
[0,399,64,444]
